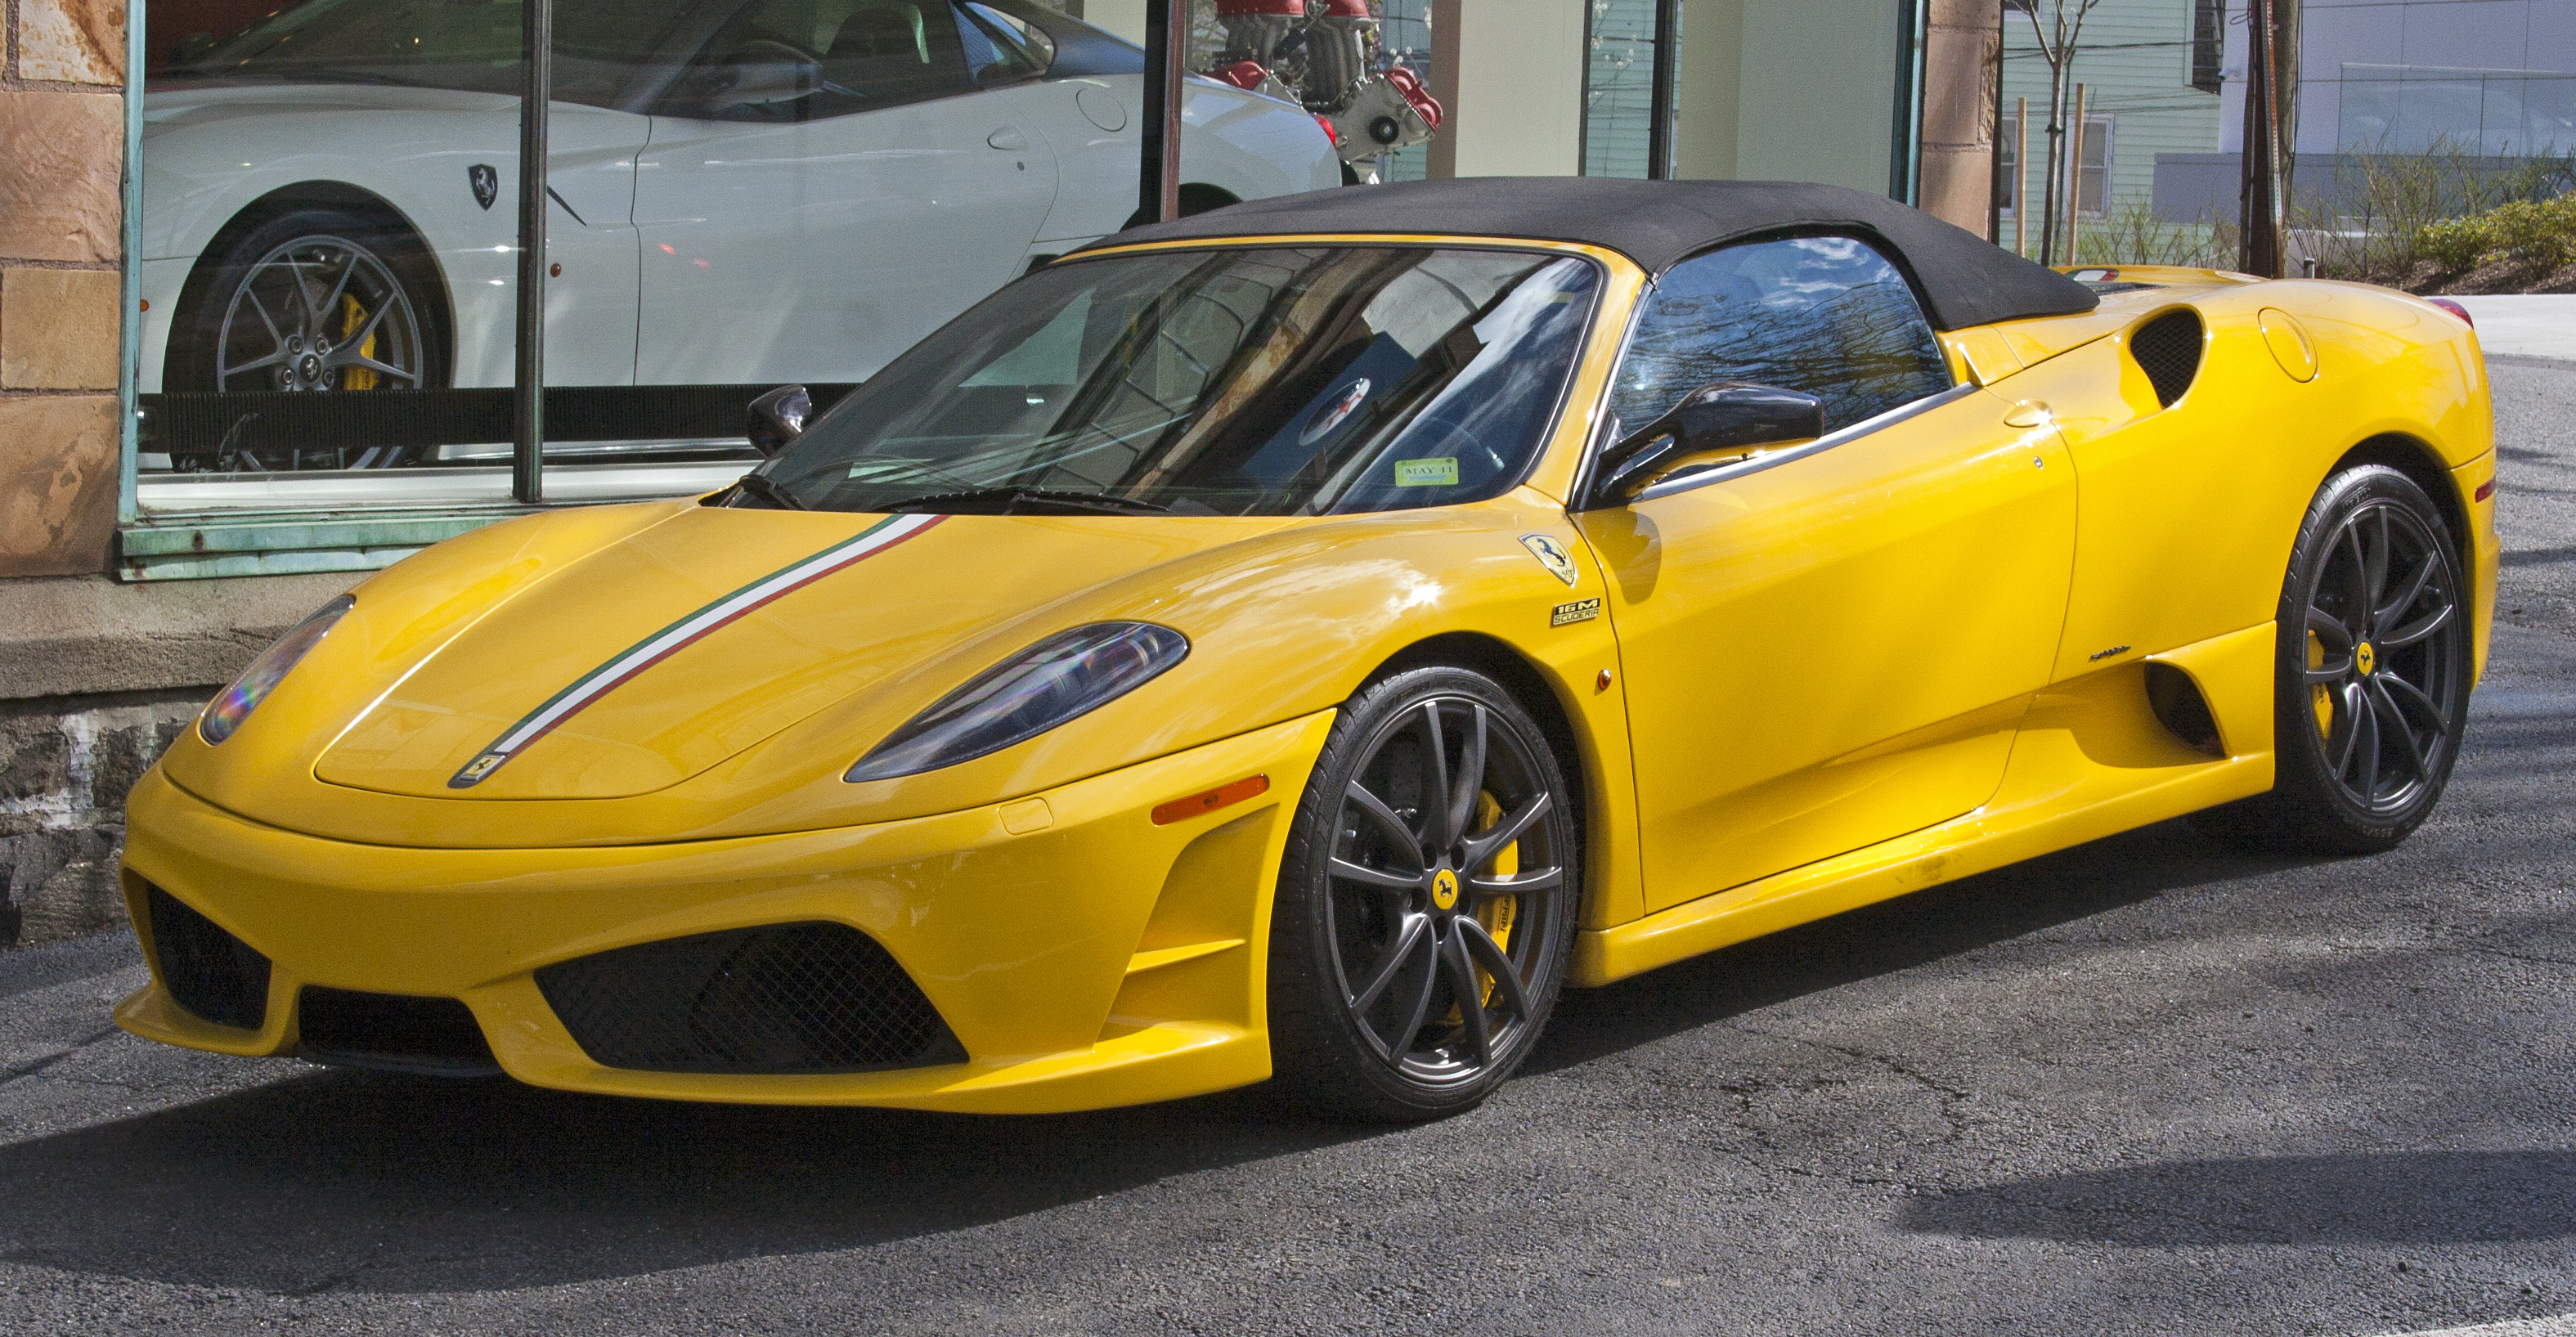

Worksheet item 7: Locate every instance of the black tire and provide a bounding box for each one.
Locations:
[2193,464,2472,854]
[167,204,447,469]
[1267,666,1581,1122]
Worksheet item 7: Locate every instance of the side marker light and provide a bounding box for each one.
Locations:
[2475,478,2496,503]
[1152,774,1270,826]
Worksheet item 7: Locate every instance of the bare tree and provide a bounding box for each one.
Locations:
[2016,0,2106,264]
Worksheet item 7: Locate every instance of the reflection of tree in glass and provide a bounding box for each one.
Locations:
[1612,236,1950,436]
[767,246,1596,518]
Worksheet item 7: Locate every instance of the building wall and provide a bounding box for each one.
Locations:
[1999,0,2224,227]
[1427,0,1586,177]
[1,0,127,580]
[2219,0,2576,157]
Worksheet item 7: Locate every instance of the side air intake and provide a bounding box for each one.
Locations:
[144,883,272,1030]
[2129,308,2205,408]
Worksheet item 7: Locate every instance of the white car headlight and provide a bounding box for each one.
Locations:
[845,622,1189,783]
[200,594,355,745]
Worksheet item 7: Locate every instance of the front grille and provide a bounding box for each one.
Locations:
[297,986,500,1077]
[144,883,271,1030]
[536,922,966,1075]
[2129,308,2206,407]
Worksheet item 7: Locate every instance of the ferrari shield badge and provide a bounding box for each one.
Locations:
[469,164,499,211]
[1520,533,1579,587]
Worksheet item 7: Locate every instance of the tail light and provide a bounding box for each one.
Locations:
[1314,114,1339,146]
[2429,298,2474,328]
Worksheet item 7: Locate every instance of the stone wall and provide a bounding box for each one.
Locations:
[0,0,126,580]
[0,690,199,945]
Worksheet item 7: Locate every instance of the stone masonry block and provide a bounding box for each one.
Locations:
[1931,0,2002,33]
[0,825,122,946]
[1922,25,1997,150]
[90,707,198,814]
[0,91,123,263]
[2,267,122,389]
[18,859,126,943]
[1919,144,1998,236]
[0,714,71,803]
[0,395,119,579]
[20,0,128,84]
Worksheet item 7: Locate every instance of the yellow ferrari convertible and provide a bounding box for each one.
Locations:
[117,179,2497,1120]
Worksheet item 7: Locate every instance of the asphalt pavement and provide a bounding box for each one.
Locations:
[2,360,2571,1337]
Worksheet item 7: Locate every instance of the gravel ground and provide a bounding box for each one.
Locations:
[1,361,2570,1337]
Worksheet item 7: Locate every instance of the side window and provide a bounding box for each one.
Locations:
[1609,236,1950,437]
[670,0,972,121]
[955,2,1055,84]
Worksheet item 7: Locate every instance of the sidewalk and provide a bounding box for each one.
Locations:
[2448,294,2576,361]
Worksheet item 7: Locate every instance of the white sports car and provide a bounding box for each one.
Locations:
[140,0,1340,405]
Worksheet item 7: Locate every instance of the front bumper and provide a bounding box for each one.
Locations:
[117,711,1334,1113]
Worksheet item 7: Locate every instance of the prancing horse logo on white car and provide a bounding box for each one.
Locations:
[469,164,499,211]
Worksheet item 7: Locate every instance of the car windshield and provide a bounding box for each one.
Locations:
[167,0,701,100]
[756,246,1601,517]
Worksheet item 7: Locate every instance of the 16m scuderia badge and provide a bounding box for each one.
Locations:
[1519,533,1579,587]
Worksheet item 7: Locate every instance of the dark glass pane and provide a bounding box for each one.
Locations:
[164,0,702,106]
[1610,236,1950,437]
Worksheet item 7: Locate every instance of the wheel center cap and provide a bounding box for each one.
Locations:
[2358,642,2377,675]
[298,353,323,381]
[1429,868,1460,912]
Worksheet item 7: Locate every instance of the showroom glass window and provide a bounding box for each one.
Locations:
[131,0,1117,521]
[1609,235,1950,437]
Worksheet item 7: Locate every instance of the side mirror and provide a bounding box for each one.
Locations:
[747,384,811,457]
[1595,380,1826,502]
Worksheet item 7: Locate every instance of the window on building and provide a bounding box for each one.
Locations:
[2190,0,2225,96]
[1995,127,2018,217]
[2078,112,2112,215]
[1582,0,1663,178]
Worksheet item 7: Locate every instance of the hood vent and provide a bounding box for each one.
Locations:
[2130,308,2206,408]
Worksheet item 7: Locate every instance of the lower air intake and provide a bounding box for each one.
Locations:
[145,883,272,1030]
[298,986,501,1076]
[2129,308,2206,407]
[536,922,966,1075]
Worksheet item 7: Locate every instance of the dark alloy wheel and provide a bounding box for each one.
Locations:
[1268,666,1580,1121]
[168,206,447,471]
[2197,463,2472,853]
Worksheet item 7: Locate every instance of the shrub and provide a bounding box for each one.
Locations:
[2406,191,2576,271]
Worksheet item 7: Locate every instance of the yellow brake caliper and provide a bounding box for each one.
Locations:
[1438,792,1516,1022]
[2309,629,2334,740]
[338,294,379,390]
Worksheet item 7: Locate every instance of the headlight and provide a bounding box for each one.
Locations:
[846,621,1189,783]
[200,594,354,745]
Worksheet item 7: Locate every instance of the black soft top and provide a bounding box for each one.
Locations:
[1086,177,2098,331]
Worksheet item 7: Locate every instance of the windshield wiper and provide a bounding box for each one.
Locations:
[720,472,809,510]
[878,487,1170,516]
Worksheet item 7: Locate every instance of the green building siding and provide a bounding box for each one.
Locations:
[1999,0,2224,229]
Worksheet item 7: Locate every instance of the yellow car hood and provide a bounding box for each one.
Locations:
[312,503,1289,801]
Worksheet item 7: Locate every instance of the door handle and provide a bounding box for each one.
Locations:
[2003,400,2052,428]
[987,126,1030,151]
